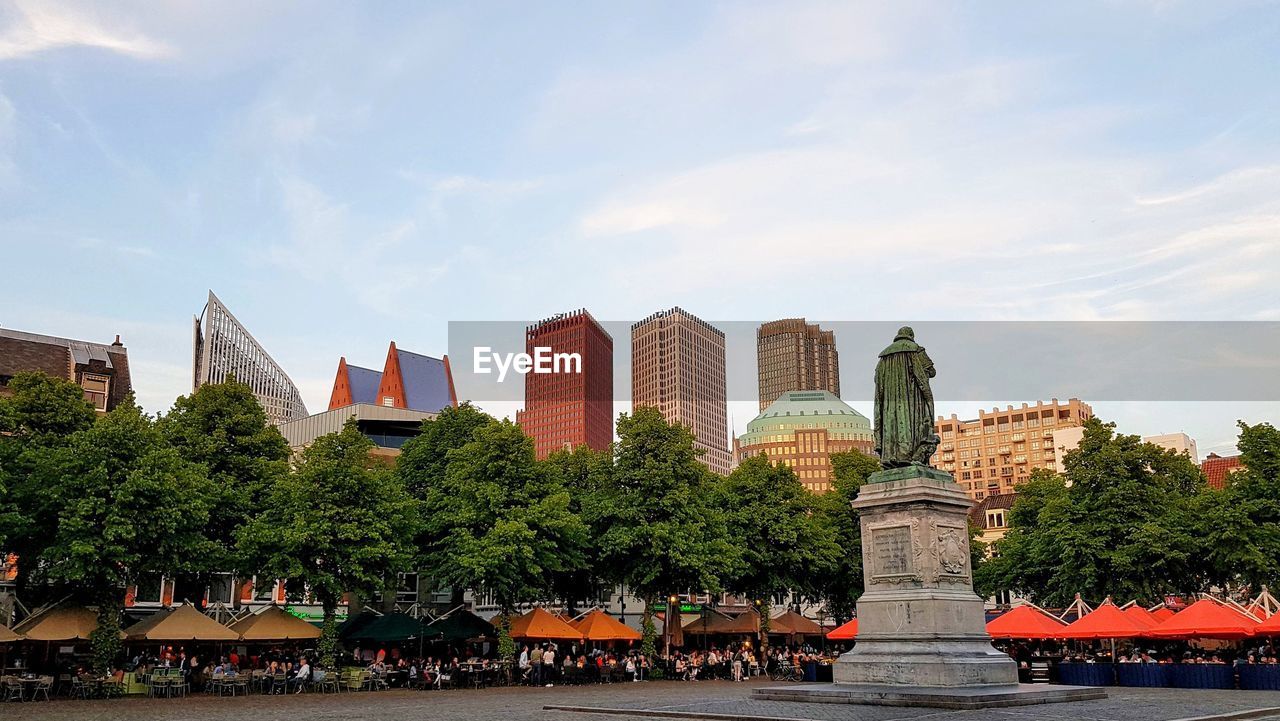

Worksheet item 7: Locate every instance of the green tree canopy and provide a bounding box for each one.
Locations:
[545,443,616,612]
[594,407,736,654]
[1194,422,1280,590]
[30,398,217,672]
[718,454,839,645]
[811,448,880,622]
[0,373,112,600]
[239,418,419,665]
[419,419,587,658]
[158,377,290,576]
[396,402,494,498]
[984,418,1208,606]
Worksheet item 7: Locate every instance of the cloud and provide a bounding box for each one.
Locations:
[0,92,15,188]
[266,175,448,317]
[0,0,173,60]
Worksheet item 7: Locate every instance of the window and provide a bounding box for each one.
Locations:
[986,510,1006,529]
[81,373,110,411]
[382,396,395,407]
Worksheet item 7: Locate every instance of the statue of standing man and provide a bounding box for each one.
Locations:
[874,326,940,469]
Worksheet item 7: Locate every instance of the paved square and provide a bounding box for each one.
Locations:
[8,680,1280,721]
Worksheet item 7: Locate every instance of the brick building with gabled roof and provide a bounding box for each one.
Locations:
[328,341,457,413]
[0,326,132,413]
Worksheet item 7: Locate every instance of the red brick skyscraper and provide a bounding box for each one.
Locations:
[516,310,614,459]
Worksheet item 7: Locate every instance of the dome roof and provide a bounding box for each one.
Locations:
[741,391,872,445]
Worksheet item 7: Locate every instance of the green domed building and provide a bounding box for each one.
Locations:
[734,390,874,492]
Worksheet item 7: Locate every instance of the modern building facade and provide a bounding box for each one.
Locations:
[515,310,614,459]
[631,307,731,475]
[756,319,839,410]
[734,390,874,492]
[193,291,308,425]
[933,398,1093,500]
[0,327,132,413]
[1050,427,1199,474]
[328,341,456,413]
[280,403,440,459]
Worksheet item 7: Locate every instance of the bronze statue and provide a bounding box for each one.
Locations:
[873,326,939,468]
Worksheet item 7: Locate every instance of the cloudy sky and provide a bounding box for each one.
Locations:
[1,1,1277,456]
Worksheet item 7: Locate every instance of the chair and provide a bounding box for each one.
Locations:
[270,673,288,695]
[28,675,50,701]
[313,669,340,694]
[206,672,224,696]
[341,670,362,692]
[169,673,189,698]
[68,675,90,700]
[2,677,23,702]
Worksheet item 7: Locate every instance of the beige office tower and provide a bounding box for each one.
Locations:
[932,398,1093,501]
[631,307,732,475]
[756,319,840,410]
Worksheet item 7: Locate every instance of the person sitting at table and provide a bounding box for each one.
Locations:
[290,657,311,693]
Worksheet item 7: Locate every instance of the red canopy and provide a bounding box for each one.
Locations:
[826,618,858,640]
[1256,610,1280,635]
[1123,605,1161,629]
[1060,600,1150,640]
[1147,599,1259,640]
[1150,606,1176,622]
[986,605,1068,639]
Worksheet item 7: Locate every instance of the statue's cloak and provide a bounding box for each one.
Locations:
[874,338,935,467]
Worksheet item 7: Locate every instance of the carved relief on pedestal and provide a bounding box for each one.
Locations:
[933,522,971,584]
[866,520,922,585]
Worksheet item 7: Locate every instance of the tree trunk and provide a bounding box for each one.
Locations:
[317,600,339,669]
[90,591,122,676]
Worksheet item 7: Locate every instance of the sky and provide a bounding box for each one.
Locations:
[1,1,1278,457]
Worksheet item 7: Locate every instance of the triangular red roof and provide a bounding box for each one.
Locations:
[826,618,858,640]
[572,610,642,642]
[1147,599,1258,640]
[508,607,583,641]
[1124,605,1161,629]
[1150,606,1176,621]
[1060,600,1150,639]
[1255,609,1280,634]
[987,605,1069,639]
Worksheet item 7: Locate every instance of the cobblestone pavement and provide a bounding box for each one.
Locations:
[8,680,1280,721]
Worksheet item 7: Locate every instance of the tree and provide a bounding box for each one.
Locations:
[418,419,587,660]
[545,444,615,614]
[29,399,217,672]
[594,407,736,656]
[985,419,1208,606]
[239,419,419,666]
[158,378,290,585]
[719,454,838,652]
[0,372,98,569]
[396,402,494,498]
[811,448,879,622]
[1194,422,1280,590]
[395,402,495,607]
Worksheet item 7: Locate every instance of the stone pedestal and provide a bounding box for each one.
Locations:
[754,465,1105,708]
[833,465,1018,688]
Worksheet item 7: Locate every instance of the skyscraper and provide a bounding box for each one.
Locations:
[192,290,308,425]
[631,307,731,475]
[756,318,840,410]
[516,310,613,459]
